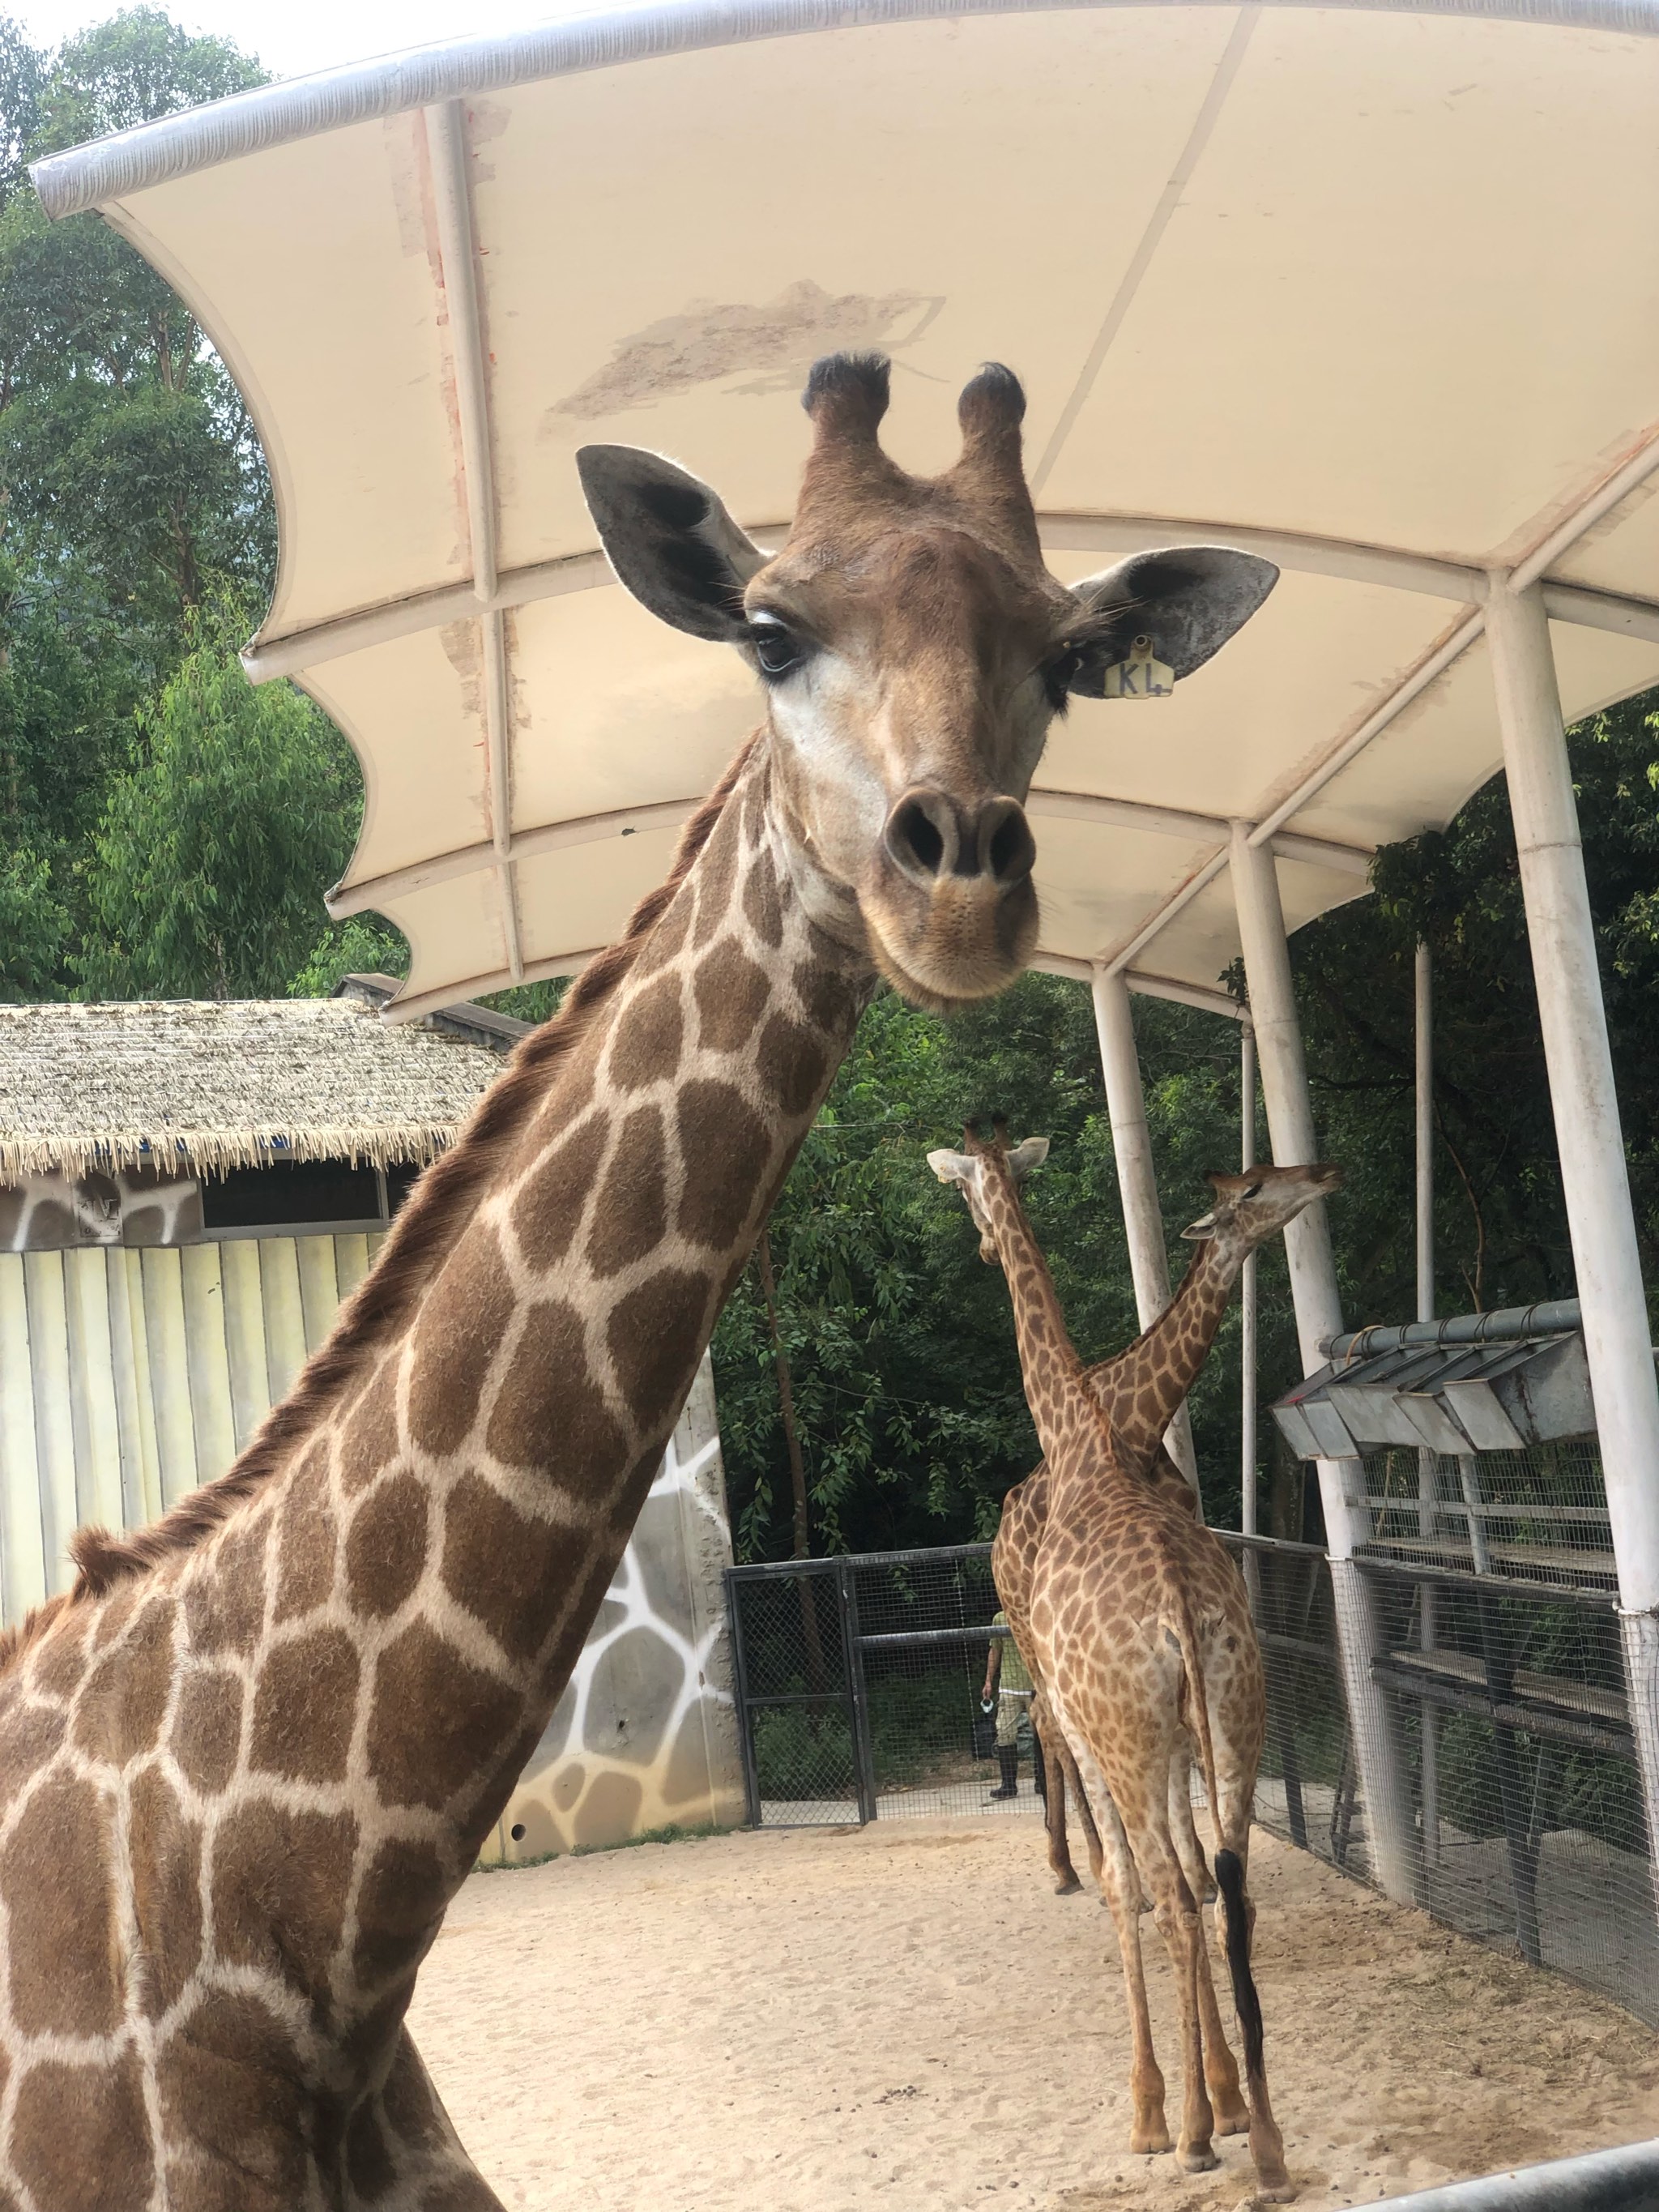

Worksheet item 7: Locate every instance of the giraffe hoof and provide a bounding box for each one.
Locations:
[1053,1873,1083,1895]
[1215,2099,1251,2137]
[1129,2128,1172,2157]
[1176,2143,1220,2174]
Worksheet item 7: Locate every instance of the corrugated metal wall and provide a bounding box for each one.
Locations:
[0,1233,382,1624]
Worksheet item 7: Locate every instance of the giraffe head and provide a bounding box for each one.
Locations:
[578,354,1277,1013]
[928,1117,1049,1263]
[1179,1161,1342,1267]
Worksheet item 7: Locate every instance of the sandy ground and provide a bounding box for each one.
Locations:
[408,1818,1659,2212]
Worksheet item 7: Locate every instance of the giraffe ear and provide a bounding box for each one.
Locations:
[577,445,766,643]
[1006,1136,1050,1181]
[927,1147,975,1186]
[1180,1208,1218,1241]
[1064,547,1278,690]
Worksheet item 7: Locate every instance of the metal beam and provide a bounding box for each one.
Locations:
[1248,612,1486,851]
[429,99,519,979]
[1098,845,1230,975]
[326,796,702,918]
[241,519,1659,688]
[1512,425,1659,592]
[1027,788,1373,873]
[386,946,603,1024]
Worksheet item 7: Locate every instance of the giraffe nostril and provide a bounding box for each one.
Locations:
[886,794,949,880]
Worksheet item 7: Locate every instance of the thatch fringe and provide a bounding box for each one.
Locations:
[0,995,507,1185]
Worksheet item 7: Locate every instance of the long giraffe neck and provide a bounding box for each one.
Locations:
[1085,1234,1241,1474]
[27,737,872,2136]
[974,1162,1102,1470]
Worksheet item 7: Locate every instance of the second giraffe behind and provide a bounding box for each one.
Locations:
[928,1121,1342,2203]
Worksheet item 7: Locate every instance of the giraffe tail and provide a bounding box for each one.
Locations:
[1215,1847,1265,2084]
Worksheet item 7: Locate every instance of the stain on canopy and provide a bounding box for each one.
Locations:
[32,0,1659,1018]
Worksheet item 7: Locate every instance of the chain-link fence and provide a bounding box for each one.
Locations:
[726,1546,1043,1827]
[728,1522,1656,2024]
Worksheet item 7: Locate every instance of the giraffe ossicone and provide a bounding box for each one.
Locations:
[0,357,1278,2209]
[932,1121,1339,2199]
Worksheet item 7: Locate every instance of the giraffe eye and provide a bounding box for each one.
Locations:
[1242,1182,1263,1201]
[748,617,807,681]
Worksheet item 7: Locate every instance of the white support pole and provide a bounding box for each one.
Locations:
[1485,577,1659,1877]
[1240,1019,1262,1615]
[1415,942,1439,1870]
[1228,823,1416,1902]
[1090,967,1201,1501]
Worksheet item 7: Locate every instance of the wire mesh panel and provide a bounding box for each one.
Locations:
[1361,1442,1614,1588]
[725,1562,862,1826]
[847,1544,1043,1824]
[1218,1530,1657,2027]
[1364,1554,1655,2022]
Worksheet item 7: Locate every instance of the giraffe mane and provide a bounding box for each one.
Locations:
[0,733,764,1678]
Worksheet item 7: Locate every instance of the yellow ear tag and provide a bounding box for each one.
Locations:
[1101,634,1175,699]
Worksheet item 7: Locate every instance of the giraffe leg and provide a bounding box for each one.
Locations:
[1033,1694,1082,1894]
[1168,1755,1247,2136]
[345,2028,508,2212]
[1132,1819,1218,2176]
[1071,1746,1170,2154]
[1213,1795,1294,2201]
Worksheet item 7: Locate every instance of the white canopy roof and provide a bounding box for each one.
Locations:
[33,0,1659,1021]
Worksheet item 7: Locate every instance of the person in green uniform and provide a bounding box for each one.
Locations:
[981,1610,1044,1802]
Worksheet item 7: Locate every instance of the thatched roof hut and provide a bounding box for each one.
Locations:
[0,977,523,1185]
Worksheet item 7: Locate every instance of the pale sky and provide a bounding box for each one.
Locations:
[14,0,569,82]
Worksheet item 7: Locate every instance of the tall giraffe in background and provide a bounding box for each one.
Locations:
[0,358,1275,2209]
[930,1124,1336,2201]
[977,1157,1340,1894]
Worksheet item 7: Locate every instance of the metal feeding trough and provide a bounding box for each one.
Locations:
[1271,1306,1595,1463]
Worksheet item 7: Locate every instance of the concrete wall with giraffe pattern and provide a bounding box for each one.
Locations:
[0,1211,745,1859]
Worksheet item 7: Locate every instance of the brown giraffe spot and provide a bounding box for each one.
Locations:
[634,882,693,976]
[171,1664,242,1796]
[182,1510,270,1655]
[693,938,770,1052]
[756,1011,827,1117]
[0,1697,64,1779]
[511,1109,606,1275]
[407,1230,517,1455]
[367,1621,521,1810]
[211,1799,357,1995]
[127,1765,202,2015]
[584,1104,667,1279]
[249,1625,360,1783]
[11,2050,151,2210]
[352,1834,448,1988]
[271,1442,336,1622]
[2,1774,121,2035]
[675,1081,770,1248]
[346,1471,429,1618]
[740,841,784,947]
[691,811,740,949]
[346,2103,398,2203]
[606,971,684,1091]
[342,1353,402,1498]
[485,1296,625,1479]
[88,1581,140,1651]
[28,1608,93,1701]
[380,2027,440,2138]
[441,1471,567,1663]
[607,1267,710,1424]
[70,1596,174,1766]
[156,1988,305,2203]
[792,956,861,1035]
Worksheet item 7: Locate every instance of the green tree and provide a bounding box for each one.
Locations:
[79,608,365,998]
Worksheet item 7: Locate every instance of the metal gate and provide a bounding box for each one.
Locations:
[725,1544,1026,1827]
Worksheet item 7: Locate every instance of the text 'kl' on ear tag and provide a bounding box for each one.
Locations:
[1100,634,1175,699]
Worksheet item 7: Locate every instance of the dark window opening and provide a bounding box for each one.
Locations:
[385,1162,423,1217]
[201,1157,384,1232]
